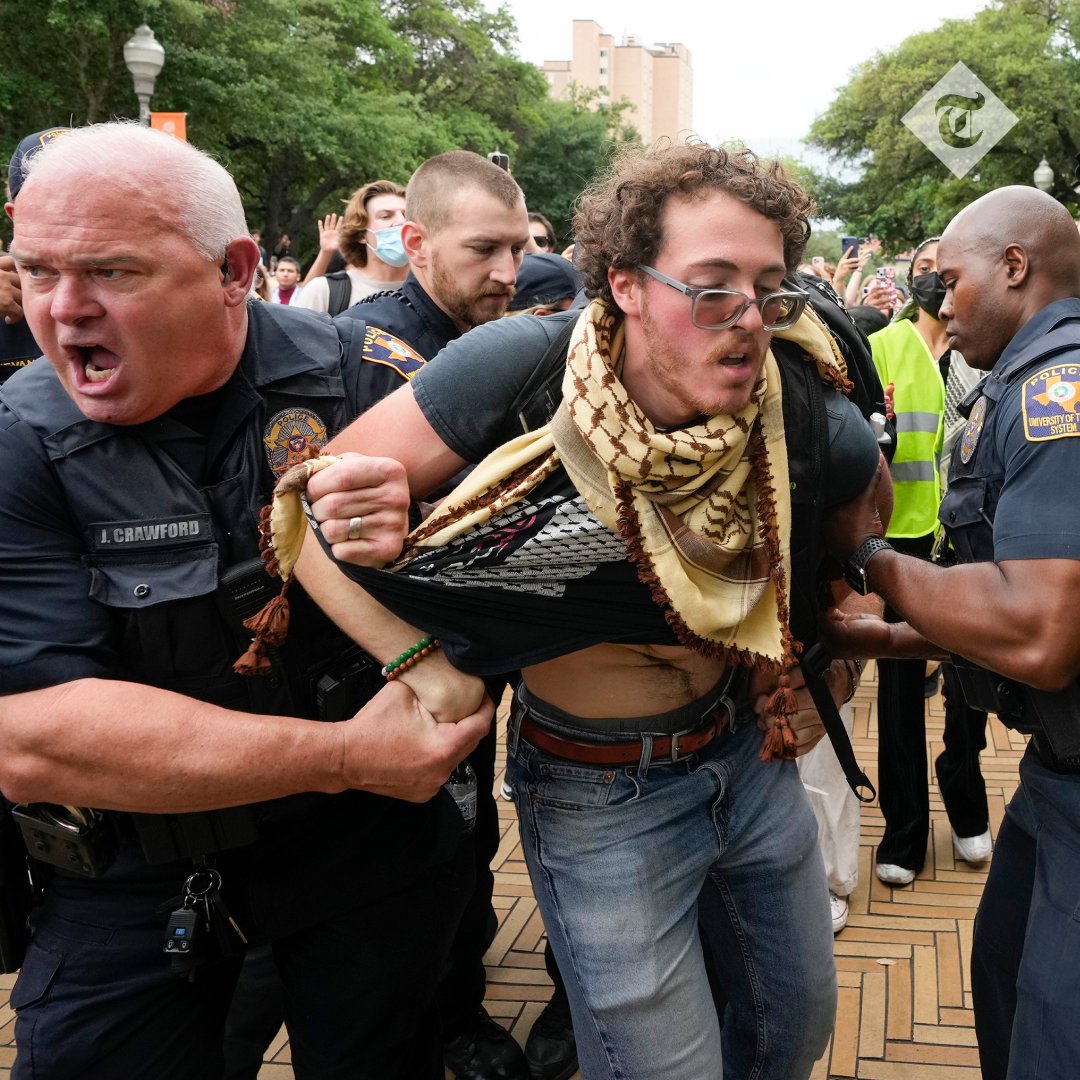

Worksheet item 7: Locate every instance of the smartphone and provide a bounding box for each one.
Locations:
[875,266,898,306]
[488,151,510,171]
[840,236,861,259]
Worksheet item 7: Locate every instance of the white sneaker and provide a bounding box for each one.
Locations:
[876,862,916,886]
[499,779,514,800]
[829,892,849,934]
[953,828,993,864]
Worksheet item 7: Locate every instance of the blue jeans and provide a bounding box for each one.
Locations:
[507,685,836,1080]
[972,744,1080,1080]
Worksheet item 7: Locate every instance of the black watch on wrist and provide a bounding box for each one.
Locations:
[843,536,893,595]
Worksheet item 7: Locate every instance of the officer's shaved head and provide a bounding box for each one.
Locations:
[938,187,1080,369]
[942,186,1080,296]
[405,151,523,235]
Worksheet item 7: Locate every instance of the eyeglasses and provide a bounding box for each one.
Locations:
[532,234,553,249]
[638,265,807,331]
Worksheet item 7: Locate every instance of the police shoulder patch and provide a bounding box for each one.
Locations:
[263,407,329,476]
[361,325,427,379]
[1022,364,1080,442]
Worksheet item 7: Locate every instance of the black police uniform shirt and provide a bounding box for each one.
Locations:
[0,317,39,386]
[0,300,452,935]
[335,271,475,505]
[335,271,462,372]
[940,298,1080,567]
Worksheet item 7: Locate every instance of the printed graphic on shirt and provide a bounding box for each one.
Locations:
[88,514,213,550]
[960,395,987,463]
[263,407,329,475]
[405,490,624,597]
[362,326,426,379]
[1022,365,1080,442]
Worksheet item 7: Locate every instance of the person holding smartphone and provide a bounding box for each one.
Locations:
[833,237,878,306]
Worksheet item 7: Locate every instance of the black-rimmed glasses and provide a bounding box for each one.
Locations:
[532,234,553,249]
[638,265,807,331]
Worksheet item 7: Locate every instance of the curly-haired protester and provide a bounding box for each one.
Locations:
[296,179,407,315]
[287,140,889,1079]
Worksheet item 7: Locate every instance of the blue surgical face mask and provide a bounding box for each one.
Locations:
[367,224,409,268]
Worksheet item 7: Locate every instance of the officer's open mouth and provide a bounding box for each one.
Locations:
[77,346,118,384]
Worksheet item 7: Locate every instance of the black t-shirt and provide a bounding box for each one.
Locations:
[337,312,878,674]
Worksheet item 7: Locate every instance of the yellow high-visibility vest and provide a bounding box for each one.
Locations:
[869,317,945,539]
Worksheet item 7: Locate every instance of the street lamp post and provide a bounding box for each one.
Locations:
[123,24,165,126]
[1033,156,1055,193]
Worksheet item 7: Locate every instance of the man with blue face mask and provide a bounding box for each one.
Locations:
[295,180,408,315]
[336,150,529,366]
[334,149,532,1080]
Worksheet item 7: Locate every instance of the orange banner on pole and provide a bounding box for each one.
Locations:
[150,113,187,141]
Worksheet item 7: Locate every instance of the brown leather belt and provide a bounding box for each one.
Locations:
[517,706,731,766]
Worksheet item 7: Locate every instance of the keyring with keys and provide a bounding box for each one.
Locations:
[164,865,247,965]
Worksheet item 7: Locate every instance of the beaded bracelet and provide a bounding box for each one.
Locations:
[381,635,440,680]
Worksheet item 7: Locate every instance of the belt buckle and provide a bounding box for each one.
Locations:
[669,694,732,763]
[669,722,698,763]
[669,730,687,762]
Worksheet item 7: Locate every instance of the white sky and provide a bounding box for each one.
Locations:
[498,0,992,153]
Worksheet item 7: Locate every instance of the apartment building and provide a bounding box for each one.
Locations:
[541,19,693,145]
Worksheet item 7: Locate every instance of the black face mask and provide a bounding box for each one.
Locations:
[911,272,946,319]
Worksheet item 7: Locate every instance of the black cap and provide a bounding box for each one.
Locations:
[8,128,71,199]
[509,253,584,311]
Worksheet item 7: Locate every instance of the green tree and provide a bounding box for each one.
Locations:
[0,0,553,261]
[380,0,550,156]
[513,87,642,245]
[807,0,1080,250]
[0,0,164,134]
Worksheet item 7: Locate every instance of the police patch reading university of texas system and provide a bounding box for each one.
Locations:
[1022,365,1080,442]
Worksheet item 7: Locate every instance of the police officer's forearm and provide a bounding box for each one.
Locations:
[864,551,1080,690]
[0,677,491,810]
[0,678,346,811]
[322,388,469,499]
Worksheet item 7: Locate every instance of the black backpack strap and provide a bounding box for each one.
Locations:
[776,299,877,802]
[791,270,895,456]
[797,361,874,800]
[802,644,877,802]
[511,314,578,433]
[326,271,352,318]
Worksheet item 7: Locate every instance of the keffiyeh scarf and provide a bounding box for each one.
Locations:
[402,298,849,672]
